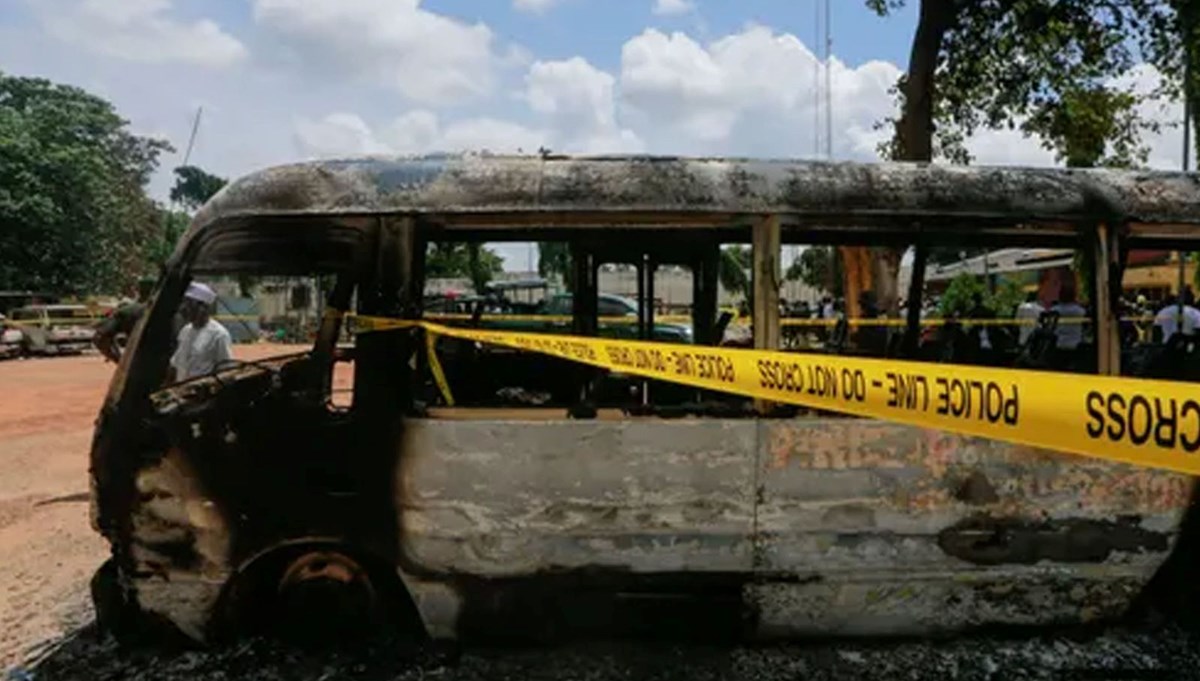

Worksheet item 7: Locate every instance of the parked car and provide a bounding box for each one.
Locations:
[0,315,22,359]
[539,293,694,343]
[8,304,97,355]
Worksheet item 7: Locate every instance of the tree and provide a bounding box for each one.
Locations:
[466,243,504,294]
[170,165,227,212]
[938,273,1025,317]
[425,243,503,292]
[0,72,172,294]
[719,245,751,299]
[858,0,1171,321]
[785,246,844,298]
[148,210,190,269]
[872,0,1165,165]
[1143,1,1199,162]
[537,242,573,291]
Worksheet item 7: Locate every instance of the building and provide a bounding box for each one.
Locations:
[899,248,1196,306]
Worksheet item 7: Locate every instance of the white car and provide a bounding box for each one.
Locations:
[0,316,21,359]
[8,305,97,355]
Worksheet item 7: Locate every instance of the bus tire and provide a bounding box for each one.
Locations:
[214,543,428,649]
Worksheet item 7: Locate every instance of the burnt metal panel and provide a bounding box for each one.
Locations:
[750,418,1192,635]
[398,419,758,576]
[179,157,1200,263]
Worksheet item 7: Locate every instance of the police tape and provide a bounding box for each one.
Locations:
[420,312,1153,328]
[352,314,1200,476]
[5,318,100,327]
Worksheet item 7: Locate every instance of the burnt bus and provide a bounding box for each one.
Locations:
[89,156,1200,645]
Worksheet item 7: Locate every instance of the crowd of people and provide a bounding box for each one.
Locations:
[778,284,1200,373]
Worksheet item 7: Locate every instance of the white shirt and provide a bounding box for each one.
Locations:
[1154,304,1200,343]
[170,319,233,380]
[1051,302,1087,350]
[1015,301,1044,345]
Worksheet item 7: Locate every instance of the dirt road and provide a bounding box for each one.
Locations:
[0,346,307,670]
[0,353,111,669]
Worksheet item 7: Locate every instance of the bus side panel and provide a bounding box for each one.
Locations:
[398,419,758,576]
[752,419,1192,636]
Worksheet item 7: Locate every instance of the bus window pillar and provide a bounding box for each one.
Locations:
[903,240,928,358]
[1092,223,1121,376]
[637,253,656,406]
[753,214,782,414]
[570,244,598,418]
[691,242,719,347]
[359,215,419,413]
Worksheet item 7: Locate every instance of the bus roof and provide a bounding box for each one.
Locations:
[188,155,1200,249]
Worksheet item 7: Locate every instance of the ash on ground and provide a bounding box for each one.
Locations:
[18,625,1200,681]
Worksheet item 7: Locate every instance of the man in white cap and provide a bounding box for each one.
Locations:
[169,281,233,382]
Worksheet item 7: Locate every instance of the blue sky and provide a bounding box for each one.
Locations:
[424,0,919,70]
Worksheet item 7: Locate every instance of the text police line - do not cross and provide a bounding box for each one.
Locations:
[353,315,1200,477]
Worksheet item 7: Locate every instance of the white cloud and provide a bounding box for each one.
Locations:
[32,0,246,67]
[524,57,644,153]
[652,0,695,16]
[620,26,901,157]
[293,111,549,158]
[513,0,562,14]
[252,0,503,105]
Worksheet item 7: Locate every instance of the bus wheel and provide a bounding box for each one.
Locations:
[273,551,382,645]
[216,544,428,649]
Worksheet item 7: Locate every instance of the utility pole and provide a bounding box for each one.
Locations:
[182,106,204,168]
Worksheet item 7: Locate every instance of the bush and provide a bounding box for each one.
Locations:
[938,274,1025,318]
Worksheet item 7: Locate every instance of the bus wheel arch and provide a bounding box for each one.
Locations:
[210,541,428,646]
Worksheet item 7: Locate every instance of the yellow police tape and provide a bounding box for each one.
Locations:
[419,312,1153,327]
[6,318,100,327]
[352,314,1200,477]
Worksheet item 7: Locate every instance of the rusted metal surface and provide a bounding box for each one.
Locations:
[182,157,1200,261]
[392,416,1192,638]
[130,448,232,641]
[752,419,1188,635]
[398,420,758,576]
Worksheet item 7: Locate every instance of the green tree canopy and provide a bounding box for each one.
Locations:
[938,274,1026,318]
[785,246,844,298]
[426,243,504,293]
[170,165,227,212]
[719,245,751,299]
[537,242,573,291]
[870,0,1169,166]
[0,73,172,294]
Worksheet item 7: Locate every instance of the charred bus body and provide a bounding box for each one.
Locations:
[90,156,1200,645]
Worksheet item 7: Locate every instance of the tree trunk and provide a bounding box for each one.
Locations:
[1183,1,1200,166]
[843,0,956,320]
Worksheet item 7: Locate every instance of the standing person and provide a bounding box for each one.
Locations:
[1015,292,1044,346]
[1051,283,1087,351]
[1154,289,1200,343]
[94,277,167,363]
[821,295,836,320]
[966,292,995,356]
[169,282,233,382]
